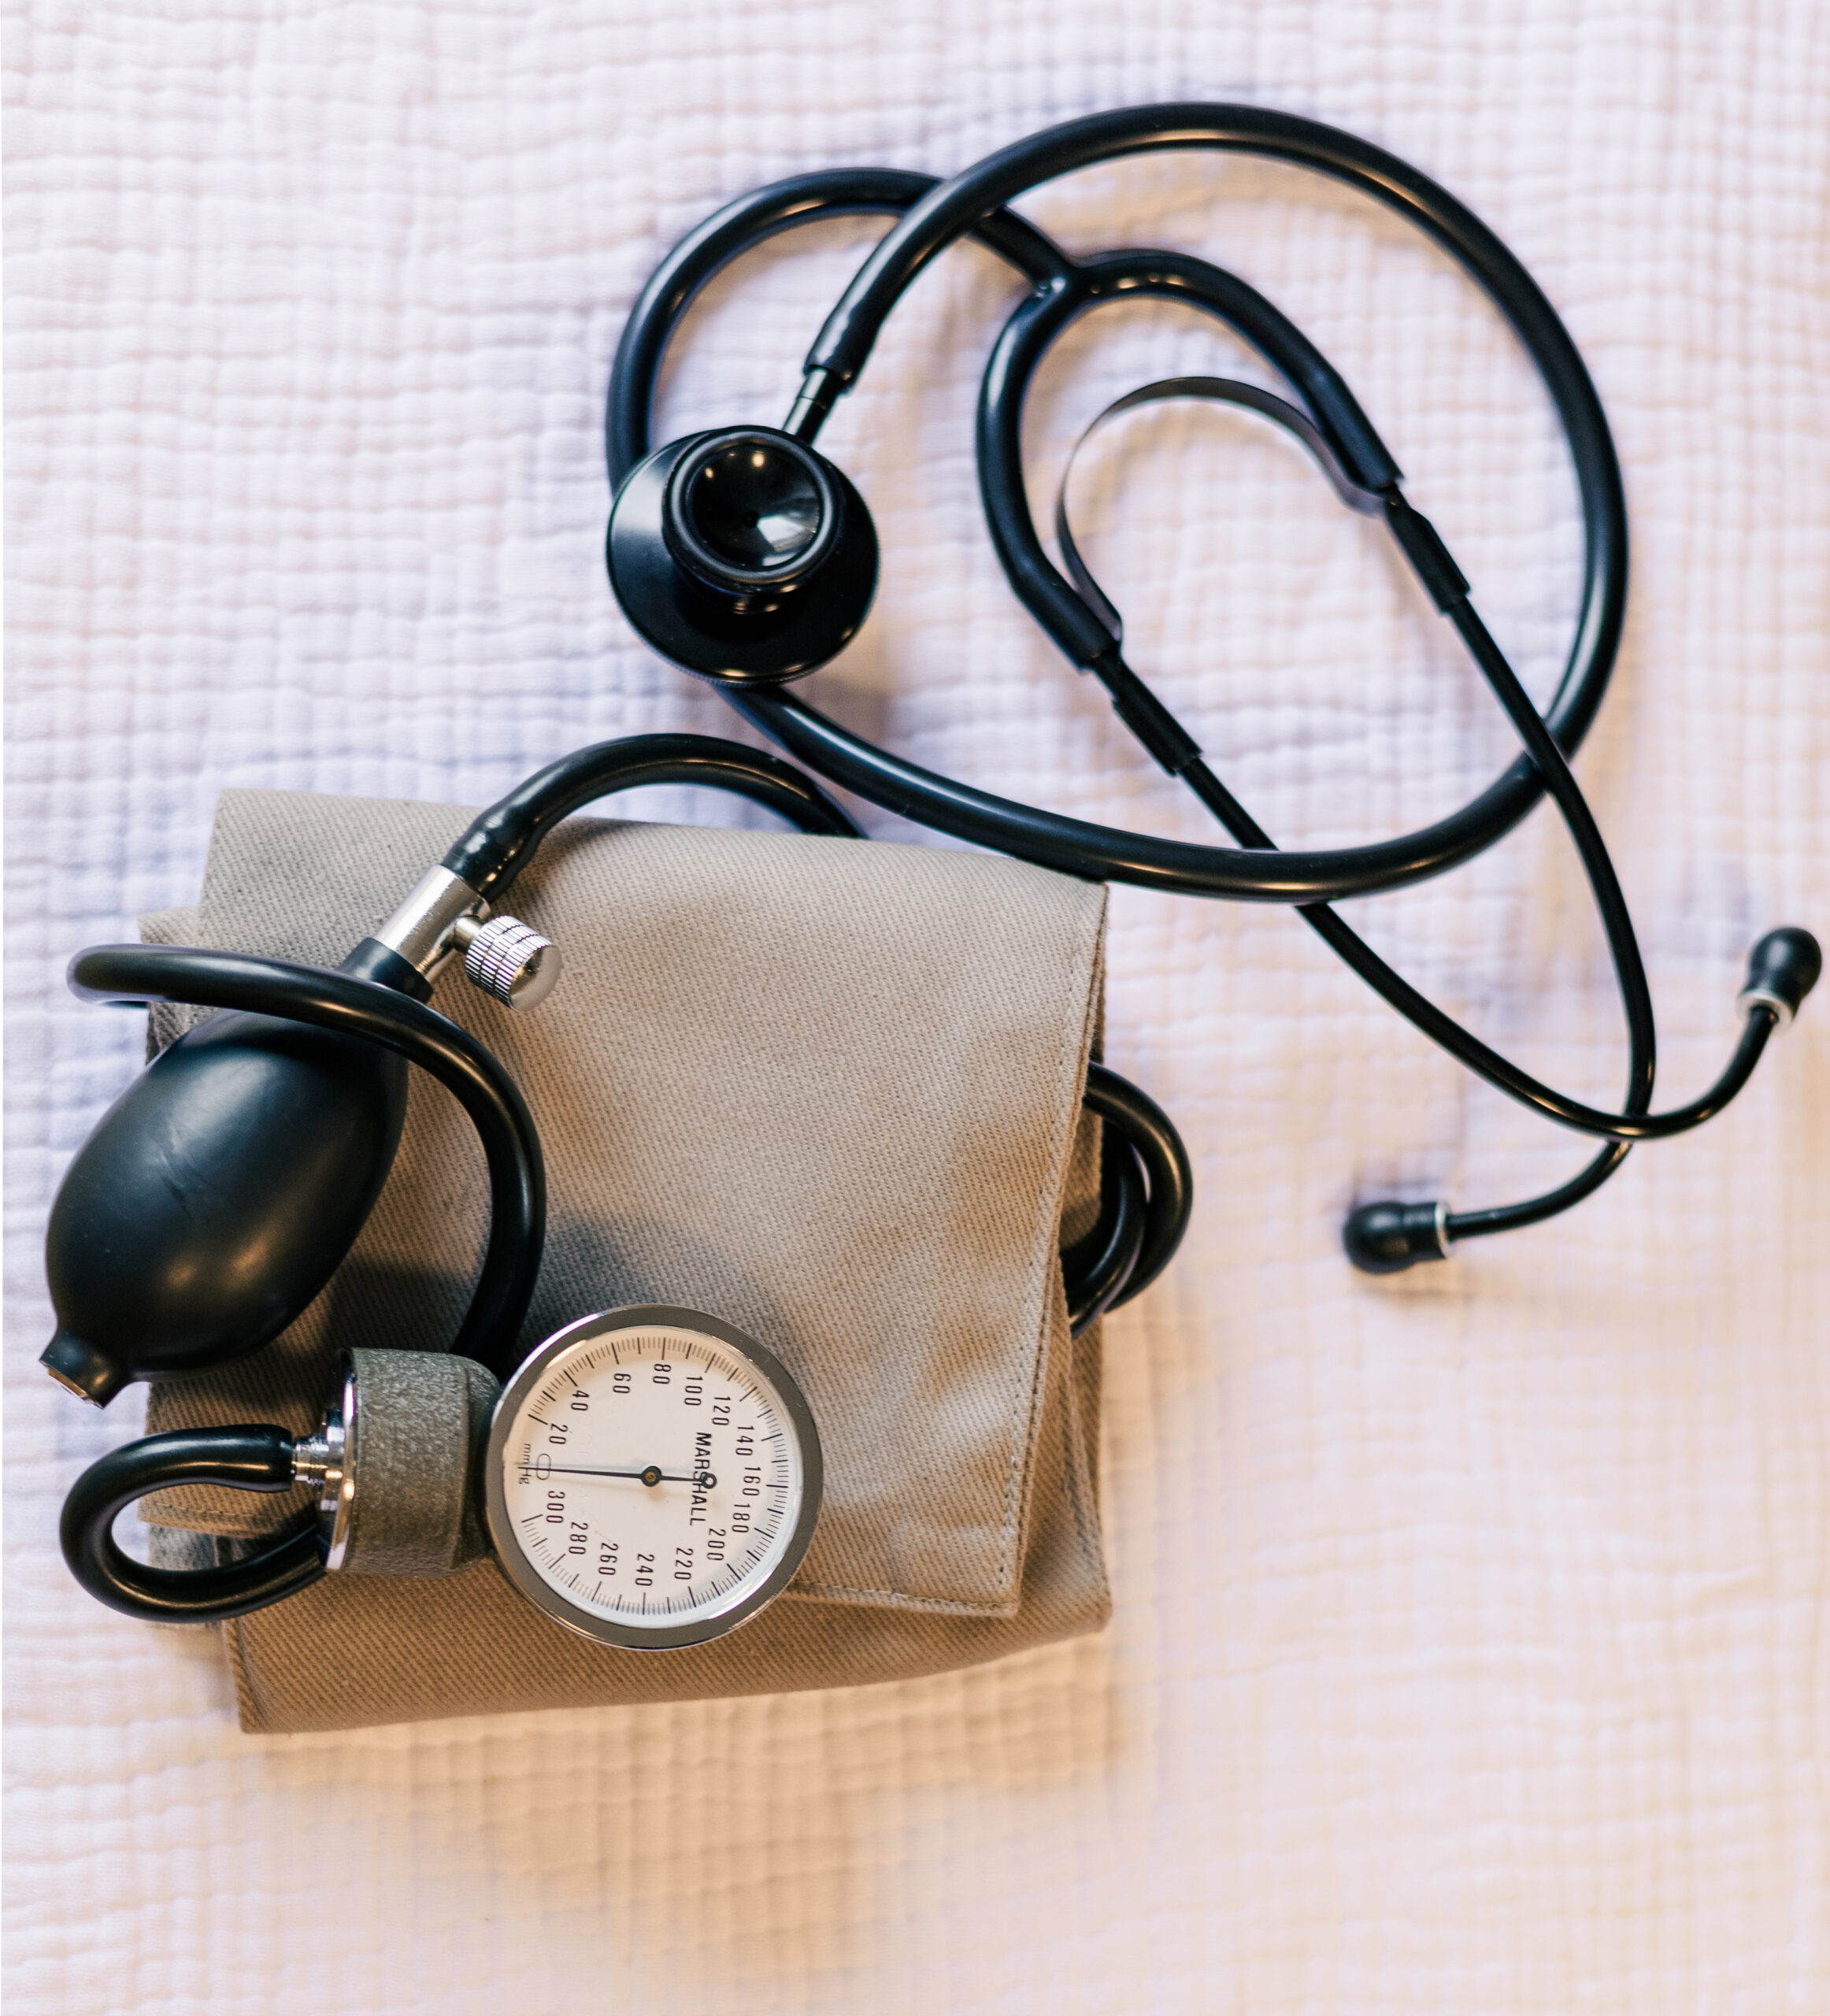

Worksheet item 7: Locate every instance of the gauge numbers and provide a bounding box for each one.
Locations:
[484,1306,821,1650]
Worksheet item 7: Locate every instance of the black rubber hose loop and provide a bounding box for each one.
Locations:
[68,945,545,1377]
[1052,375,1387,646]
[1063,1129,1147,1335]
[60,1426,326,1622]
[979,250,1404,675]
[1081,1062,1195,1305]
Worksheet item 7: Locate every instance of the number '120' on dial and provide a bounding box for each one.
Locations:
[483,1306,823,1650]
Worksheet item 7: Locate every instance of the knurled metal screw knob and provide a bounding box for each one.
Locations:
[454,915,562,1010]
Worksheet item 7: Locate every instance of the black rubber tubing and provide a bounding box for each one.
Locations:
[1080,1061,1193,1301]
[60,1426,326,1622]
[445,731,864,900]
[1063,1133,1146,1334]
[69,945,545,1377]
[606,169,1072,484]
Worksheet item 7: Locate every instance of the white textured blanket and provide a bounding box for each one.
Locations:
[6,3,1827,2011]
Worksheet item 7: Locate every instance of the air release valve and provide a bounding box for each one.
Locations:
[455,915,561,1010]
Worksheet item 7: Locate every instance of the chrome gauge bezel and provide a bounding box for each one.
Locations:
[483,1305,823,1651]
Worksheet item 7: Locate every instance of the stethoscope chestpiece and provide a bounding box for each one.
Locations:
[607,426,877,684]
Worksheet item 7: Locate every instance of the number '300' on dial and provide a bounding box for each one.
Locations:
[483,1306,823,1649]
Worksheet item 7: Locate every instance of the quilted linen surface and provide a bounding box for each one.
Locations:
[6,2,1827,2011]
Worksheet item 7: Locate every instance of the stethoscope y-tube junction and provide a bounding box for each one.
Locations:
[602,102,1820,1272]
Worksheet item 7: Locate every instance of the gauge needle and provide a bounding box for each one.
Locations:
[533,1464,714,1488]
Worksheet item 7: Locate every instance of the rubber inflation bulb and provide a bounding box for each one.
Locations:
[40,1010,408,1406]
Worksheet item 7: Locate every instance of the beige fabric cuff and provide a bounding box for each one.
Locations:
[141,788,1111,1732]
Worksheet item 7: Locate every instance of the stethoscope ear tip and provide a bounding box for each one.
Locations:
[1737,926,1821,1030]
[1343,1198,1451,1276]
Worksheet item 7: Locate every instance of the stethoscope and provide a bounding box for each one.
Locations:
[43,102,1817,1633]
[601,101,1817,1270]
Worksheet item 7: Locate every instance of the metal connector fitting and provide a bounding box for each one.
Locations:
[1736,986,1794,1031]
[291,1364,357,1569]
[454,915,561,1010]
[371,865,487,980]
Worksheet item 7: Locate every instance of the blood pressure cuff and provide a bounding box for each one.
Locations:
[138,788,1112,1734]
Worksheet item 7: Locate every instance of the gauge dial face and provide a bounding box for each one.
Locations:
[484,1306,822,1650]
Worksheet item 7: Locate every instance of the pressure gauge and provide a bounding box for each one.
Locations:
[483,1306,822,1650]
